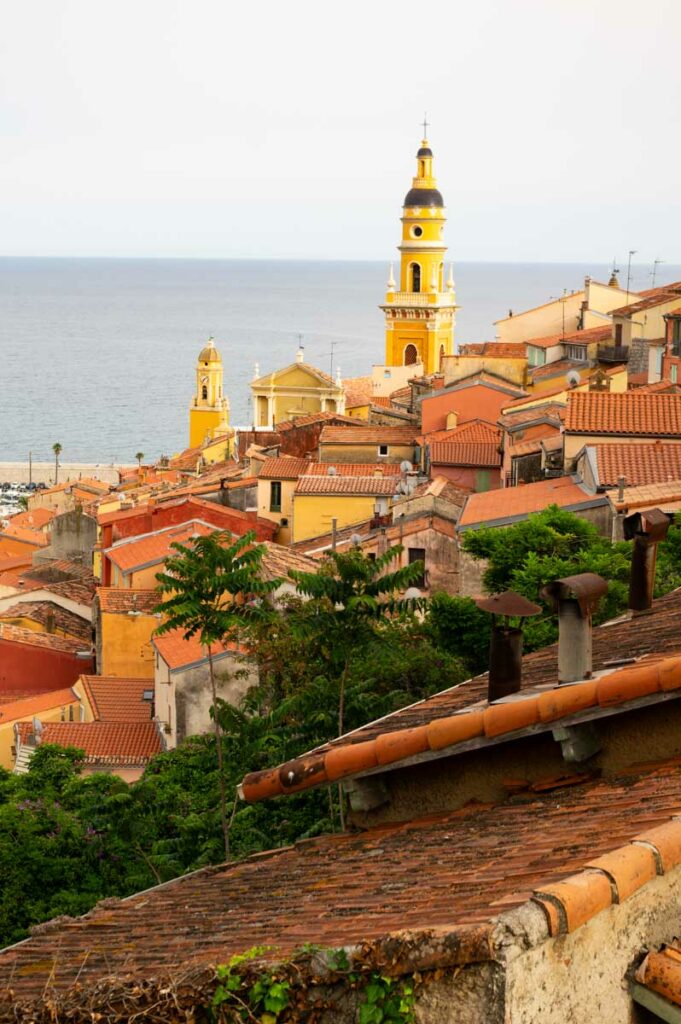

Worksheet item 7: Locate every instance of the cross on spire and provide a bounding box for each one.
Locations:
[421,113,429,138]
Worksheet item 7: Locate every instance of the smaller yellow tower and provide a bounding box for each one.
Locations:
[188,337,232,449]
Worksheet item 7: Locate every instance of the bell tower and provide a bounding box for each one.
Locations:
[188,337,231,449]
[381,130,457,375]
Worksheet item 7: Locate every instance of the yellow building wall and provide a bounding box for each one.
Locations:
[345,404,371,420]
[318,443,415,465]
[252,365,344,428]
[257,478,296,523]
[442,355,527,387]
[201,434,233,465]
[495,292,586,344]
[0,615,82,642]
[292,494,381,543]
[586,281,637,315]
[384,318,454,376]
[503,368,628,415]
[98,610,156,678]
[189,408,230,450]
[1,700,81,770]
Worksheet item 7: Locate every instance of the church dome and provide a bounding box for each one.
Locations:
[403,186,444,208]
[198,339,221,363]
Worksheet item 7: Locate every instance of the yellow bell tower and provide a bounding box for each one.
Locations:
[188,337,232,449]
[381,130,457,375]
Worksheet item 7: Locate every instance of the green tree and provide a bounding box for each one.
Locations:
[154,529,281,859]
[52,442,62,485]
[135,451,145,469]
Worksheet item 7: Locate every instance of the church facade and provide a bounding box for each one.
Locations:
[381,134,457,376]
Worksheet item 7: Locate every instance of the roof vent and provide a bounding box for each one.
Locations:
[541,573,607,683]
[623,508,672,614]
[475,591,541,702]
[327,466,337,476]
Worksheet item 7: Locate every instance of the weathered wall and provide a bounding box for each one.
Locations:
[421,385,514,434]
[319,443,415,465]
[506,864,681,1023]
[429,464,501,492]
[0,636,93,695]
[34,509,97,564]
[292,494,379,542]
[457,548,488,597]
[442,355,526,387]
[96,609,156,679]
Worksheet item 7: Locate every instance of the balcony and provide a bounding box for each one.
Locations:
[382,291,455,308]
[597,345,630,364]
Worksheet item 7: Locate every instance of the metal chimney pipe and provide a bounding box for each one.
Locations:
[475,591,541,702]
[623,509,672,614]
[541,574,608,684]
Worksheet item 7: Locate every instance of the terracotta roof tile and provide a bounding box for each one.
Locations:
[636,943,681,1008]
[0,601,91,643]
[3,508,55,530]
[610,286,681,317]
[565,391,681,436]
[0,622,89,654]
[319,425,417,445]
[459,341,528,357]
[275,412,356,432]
[0,525,49,547]
[426,420,501,444]
[152,628,240,671]
[78,675,154,722]
[29,721,162,762]
[430,442,501,468]
[96,588,159,614]
[458,476,602,530]
[258,542,319,581]
[309,462,403,477]
[607,478,681,513]
[594,442,681,487]
[294,475,398,496]
[7,760,681,1007]
[106,521,216,573]
[258,458,312,479]
[0,687,78,723]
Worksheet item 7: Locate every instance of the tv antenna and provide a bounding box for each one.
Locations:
[651,258,665,288]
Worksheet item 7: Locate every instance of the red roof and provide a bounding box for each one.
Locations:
[4,508,55,531]
[0,622,89,654]
[96,588,158,614]
[0,525,49,548]
[153,628,239,671]
[258,458,311,479]
[307,462,404,476]
[430,442,501,468]
[592,442,681,487]
[78,676,154,722]
[426,420,501,444]
[458,476,603,530]
[29,721,162,762]
[294,475,398,496]
[565,391,681,436]
[106,521,216,574]
[319,425,417,445]
[0,688,78,723]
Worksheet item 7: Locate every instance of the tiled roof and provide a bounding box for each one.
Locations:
[106,521,216,573]
[28,721,162,763]
[7,761,681,1011]
[637,280,681,299]
[319,425,417,445]
[430,442,501,468]
[294,475,398,496]
[610,286,681,317]
[96,588,159,614]
[0,687,78,723]
[565,391,681,436]
[78,676,154,723]
[593,442,681,487]
[308,462,404,477]
[607,479,681,514]
[276,412,356,432]
[441,371,527,396]
[258,542,320,582]
[0,525,49,547]
[4,508,55,530]
[37,478,111,498]
[0,622,89,654]
[635,942,681,1009]
[458,476,603,530]
[258,457,311,479]
[405,475,471,503]
[426,419,500,444]
[0,601,91,644]
[526,324,614,350]
[242,652,681,802]
[152,628,240,671]
[633,376,681,394]
[459,341,528,357]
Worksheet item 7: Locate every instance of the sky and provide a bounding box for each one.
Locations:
[1,0,679,263]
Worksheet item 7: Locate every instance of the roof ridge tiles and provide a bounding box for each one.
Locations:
[239,653,681,804]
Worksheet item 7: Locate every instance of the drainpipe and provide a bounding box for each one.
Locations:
[541,573,608,683]
[623,508,671,614]
[475,591,541,702]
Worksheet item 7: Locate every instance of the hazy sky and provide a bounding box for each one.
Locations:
[1,0,679,262]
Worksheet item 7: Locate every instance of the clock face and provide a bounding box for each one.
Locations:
[200,375,209,385]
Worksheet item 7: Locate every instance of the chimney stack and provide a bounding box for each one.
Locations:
[623,508,671,614]
[475,591,541,702]
[541,574,608,683]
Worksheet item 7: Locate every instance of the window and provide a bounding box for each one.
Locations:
[411,225,423,238]
[408,547,426,588]
[672,319,681,358]
[270,481,282,513]
[527,346,546,368]
[201,385,208,401]
[615,323,623,344]
[564,344,587,362]
[404,343,418,366]
[378,444,389,457]
[672,364,678,384]
[411,263,421,292]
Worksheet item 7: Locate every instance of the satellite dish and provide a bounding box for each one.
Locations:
[404,587,422,600]
[566,369,581,388]
[351,533,362,546]
[327,466,337,475]
[400,460,412,473]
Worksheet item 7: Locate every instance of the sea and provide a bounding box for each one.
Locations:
[1,257,679,464]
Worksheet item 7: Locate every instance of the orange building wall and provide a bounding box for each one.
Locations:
[421,386,514,434]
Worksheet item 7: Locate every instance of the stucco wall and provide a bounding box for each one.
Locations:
[33,509,97,564]
[495,292,585,344]
[319,443,415,465]
[421,385,514,434]
[292,494,380,542]
[506,864,681,1023]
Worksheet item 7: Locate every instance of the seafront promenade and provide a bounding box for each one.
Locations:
[0,462,127,485]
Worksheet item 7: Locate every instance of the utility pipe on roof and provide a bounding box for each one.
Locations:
[541,573,608,684]
[624,508,672,614]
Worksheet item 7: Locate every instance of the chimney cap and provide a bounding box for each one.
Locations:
[541,573,607,617]
[623,507,672,543]
[474,590,541,618]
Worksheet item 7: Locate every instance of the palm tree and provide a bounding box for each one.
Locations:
[135,452,144,470]
[289,545,425,828]
[154,530,282,860]
[52,443,62,485]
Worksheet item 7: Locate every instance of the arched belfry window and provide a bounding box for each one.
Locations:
[404,344,418,366]
[439,262,444,291]
[411,263,421,293]
[201,385,208,401]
